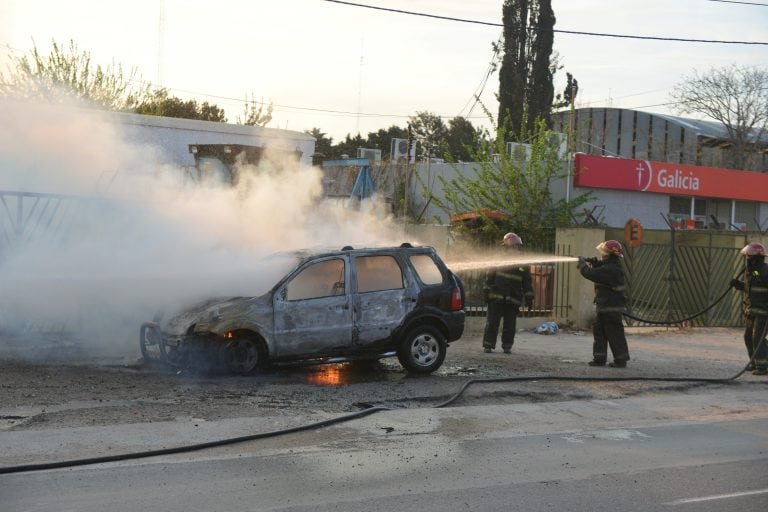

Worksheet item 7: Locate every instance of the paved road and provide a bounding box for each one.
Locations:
[2,386,767,511]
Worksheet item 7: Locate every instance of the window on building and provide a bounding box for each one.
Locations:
[735,201,759,232]
[705,199,731,229]
[669,196,691,226]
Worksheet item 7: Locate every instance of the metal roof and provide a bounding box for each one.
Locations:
[634,110,767,145]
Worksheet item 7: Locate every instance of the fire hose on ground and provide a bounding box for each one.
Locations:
[1,283,766,475]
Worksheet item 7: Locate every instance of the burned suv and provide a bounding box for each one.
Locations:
[140,244,465,375]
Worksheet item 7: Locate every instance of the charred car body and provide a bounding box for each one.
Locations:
[140,244,465,374]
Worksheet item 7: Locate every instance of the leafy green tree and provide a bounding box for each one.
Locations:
[497,0,556,135]
[134,88,227,122]
[305,128,334,163]
[671,64,768,170]
[332,133,367,160]
[237,93,273,126]
[364,125,409,160]
[408,111,449,161]
[553,72,578,110]
[0,38,150,110]
[433,113,589,247]
[444,117,485,162]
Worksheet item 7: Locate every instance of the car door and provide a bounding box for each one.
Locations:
[352,254,419,346]
[273,255,352,356]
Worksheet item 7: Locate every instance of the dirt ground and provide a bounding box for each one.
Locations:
[0,322,763,432]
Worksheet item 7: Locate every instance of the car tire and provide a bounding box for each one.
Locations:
[397,325,446,374]
[224,336,262,375]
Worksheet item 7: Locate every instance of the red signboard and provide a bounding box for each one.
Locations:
[573,154,768,202]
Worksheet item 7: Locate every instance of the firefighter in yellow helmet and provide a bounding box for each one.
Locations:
[577,240,630,367]
[731,242,768,375]
[482,233,534,354]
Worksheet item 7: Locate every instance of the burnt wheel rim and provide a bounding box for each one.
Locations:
[409,332,439,367]
[226,338,259,374]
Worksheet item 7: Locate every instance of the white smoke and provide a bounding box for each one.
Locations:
[0,98,402,360]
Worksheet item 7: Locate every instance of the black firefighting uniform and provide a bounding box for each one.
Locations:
[735,259,768,371]
[482,264,534,350]
[579,255,630,364]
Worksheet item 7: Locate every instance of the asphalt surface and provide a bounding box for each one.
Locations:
[1,324,768,510]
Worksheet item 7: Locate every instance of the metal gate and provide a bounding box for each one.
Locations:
[0,190,84,258]
[615,229,745,327]
[457,241,572,319]
[0,190,95,334]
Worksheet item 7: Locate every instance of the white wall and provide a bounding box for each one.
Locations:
[108,111,316,168]
[573,188,672,229]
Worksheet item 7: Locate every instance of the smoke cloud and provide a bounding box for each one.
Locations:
[0,97,401,361]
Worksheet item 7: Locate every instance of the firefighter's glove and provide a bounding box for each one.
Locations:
[730,278,744,291]
[585,257,599,265]
[577,256,587,270]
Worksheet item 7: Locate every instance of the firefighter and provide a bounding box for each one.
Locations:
[730,242,768,375]
[482,232,534,354]
[577,240,630,367]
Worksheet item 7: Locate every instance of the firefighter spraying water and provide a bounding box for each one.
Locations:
[578,240,631,368]
[480,233,535,354]
[731,242,768,375]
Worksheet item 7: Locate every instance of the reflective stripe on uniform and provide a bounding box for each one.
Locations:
[597,306,626,313]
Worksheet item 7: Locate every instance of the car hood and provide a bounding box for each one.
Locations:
[160,295,271,336]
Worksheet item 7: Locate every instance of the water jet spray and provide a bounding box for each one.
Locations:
[446,255,578,272]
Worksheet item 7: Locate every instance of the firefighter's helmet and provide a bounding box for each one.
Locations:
[740,242,766,257]
[596,240,623,257]
[501,232,523,247]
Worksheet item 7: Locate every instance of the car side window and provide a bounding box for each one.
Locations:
[355,255,404,293]
[409,254,444,285]
[286,258,345,301]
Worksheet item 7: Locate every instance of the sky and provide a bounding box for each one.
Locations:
[1,0,767,142]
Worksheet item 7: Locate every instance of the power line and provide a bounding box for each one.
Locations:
[323,0,768,45]
[457,33,503,119]
[706,0,768,6]
[133,81,489,122]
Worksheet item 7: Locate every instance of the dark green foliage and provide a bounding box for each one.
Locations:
[366,125,409,155]
[497,0,556,136]
[553,72,578,110]
[135,89,227,122]
[305,128,335,163]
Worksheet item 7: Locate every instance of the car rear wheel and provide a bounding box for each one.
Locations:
[224,336,262,375]
[397,325,446,374]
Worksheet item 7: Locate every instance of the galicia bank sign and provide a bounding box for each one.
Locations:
[573,154,768,202]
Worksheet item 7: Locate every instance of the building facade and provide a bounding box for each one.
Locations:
[550,108,768,231]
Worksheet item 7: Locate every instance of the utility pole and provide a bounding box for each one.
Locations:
[157,0,165,85]
[356,38,365,135]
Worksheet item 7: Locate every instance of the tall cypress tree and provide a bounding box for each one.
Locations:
[497,0,556,137]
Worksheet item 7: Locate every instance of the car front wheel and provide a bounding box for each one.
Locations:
[397,325,446,374]
[224,336,262,375]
